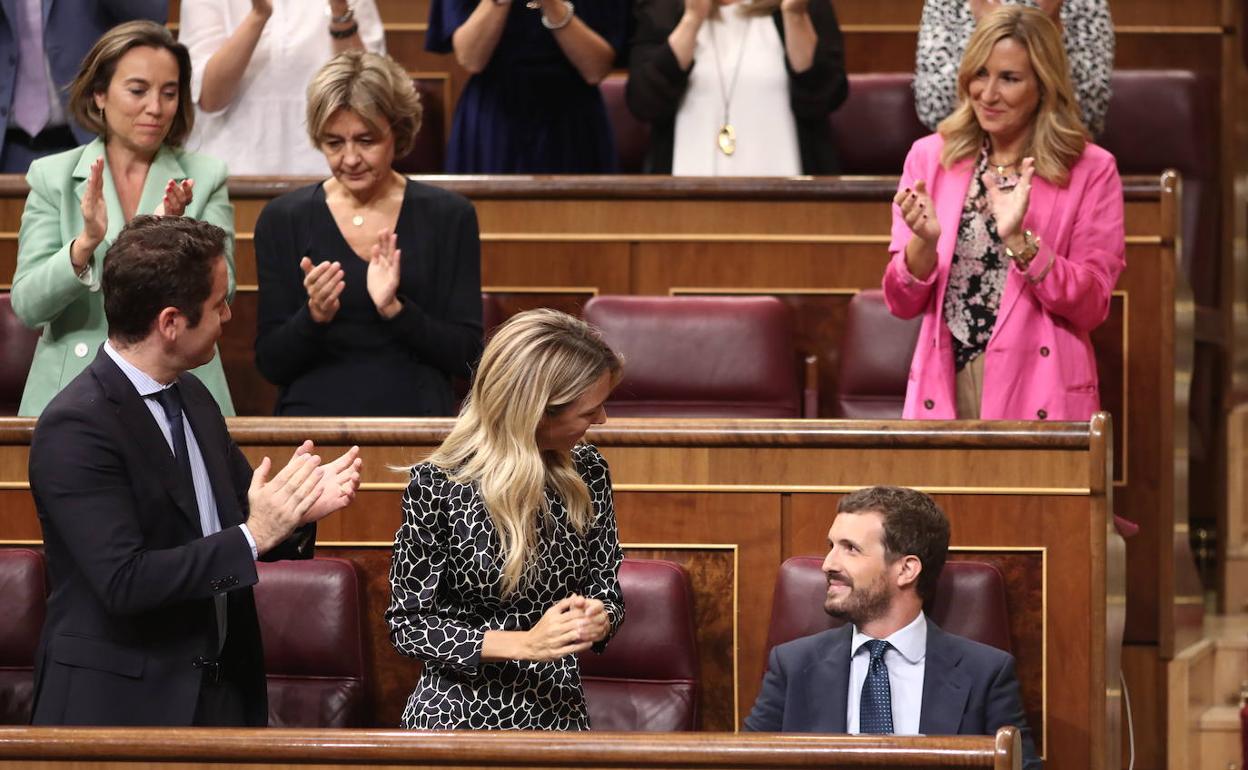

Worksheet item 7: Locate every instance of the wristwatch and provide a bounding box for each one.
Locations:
[1004,229,1039,269]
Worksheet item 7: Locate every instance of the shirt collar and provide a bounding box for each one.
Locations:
[851,611,928,664]
[103,340,170,398]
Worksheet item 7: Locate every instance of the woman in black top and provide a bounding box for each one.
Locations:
[626,0,849,174]
[254,51,482,416]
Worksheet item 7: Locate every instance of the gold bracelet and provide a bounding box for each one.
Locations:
[1004,229,1039,270]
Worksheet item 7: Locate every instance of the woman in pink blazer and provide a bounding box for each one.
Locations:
[883,5,1124,421]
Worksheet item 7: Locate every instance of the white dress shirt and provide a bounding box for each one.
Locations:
[847,611,928,735]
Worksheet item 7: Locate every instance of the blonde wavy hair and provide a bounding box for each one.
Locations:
[306,50,423,157]
[937,5,1087,185]
[425,309,623,597]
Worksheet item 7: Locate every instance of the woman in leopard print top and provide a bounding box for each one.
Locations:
[915,0,1113,136]
[386,309,625,729]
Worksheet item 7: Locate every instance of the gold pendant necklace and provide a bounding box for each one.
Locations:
[709,13,751,158]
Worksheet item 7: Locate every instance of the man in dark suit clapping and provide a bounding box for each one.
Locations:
[27,215,361,726]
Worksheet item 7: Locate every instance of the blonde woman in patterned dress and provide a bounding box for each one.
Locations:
[386,308,625,729]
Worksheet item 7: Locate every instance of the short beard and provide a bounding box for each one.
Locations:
[824,572,895,628]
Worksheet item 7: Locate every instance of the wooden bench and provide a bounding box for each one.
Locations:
[0,727,1023,770]
[0,415,1122,768]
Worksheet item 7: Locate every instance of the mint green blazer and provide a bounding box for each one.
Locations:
[11,138,236,416]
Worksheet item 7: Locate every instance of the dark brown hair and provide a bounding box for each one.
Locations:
[837,486,950,601]
[103,216,227,344]
[68,20,195,147]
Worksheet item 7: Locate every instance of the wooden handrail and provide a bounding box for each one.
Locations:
[0,726,1019,768]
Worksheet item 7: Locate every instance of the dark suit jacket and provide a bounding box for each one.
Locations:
[0,0,168,156]
[744,620,1041,770]
[27,349,311,726]
[625,0,849,174]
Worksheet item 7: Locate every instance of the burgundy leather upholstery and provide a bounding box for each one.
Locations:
[833,289,921,419]
[583,295,802,418]
[392,78,448,174]
[1241,702,1247,768]
[1100,70,1215,305]
[481,292,504,338]
[600,74,652,174]
[0,548,46,724]
[829,73,928,175]
[579,559,698,731]
[764,556,1012,659]
[0,293,39,416]
[254,558,368,727]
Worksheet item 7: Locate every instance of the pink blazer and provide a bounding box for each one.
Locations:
[882,133,1125,421]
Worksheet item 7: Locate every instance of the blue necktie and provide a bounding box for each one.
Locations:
[859,639,894,734]
[151,385,196,495]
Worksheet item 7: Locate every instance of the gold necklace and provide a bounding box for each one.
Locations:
[708,12,752,157]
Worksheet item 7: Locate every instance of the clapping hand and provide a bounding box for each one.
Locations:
[300,257,345,324]
[982,157,1035,242]
[245,450,324,555]
[893,179,941,245]
[367,229,402,319]
[72,157,107,271]
[154,178,194,217]
[293,440,362,524]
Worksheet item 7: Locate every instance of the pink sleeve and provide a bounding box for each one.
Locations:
[1017,154,1125,332]
[882,142,939,320]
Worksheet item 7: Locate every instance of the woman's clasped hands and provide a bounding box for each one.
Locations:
[524,594,610,661]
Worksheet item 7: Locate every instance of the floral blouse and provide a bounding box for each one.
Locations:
[943,147,1012,370]
[914,0,1114,136]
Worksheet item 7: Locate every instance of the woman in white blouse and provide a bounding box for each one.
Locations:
[627,0,848,176]
[179,0,386,175]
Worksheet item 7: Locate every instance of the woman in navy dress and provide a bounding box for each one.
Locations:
[427,0,628,173]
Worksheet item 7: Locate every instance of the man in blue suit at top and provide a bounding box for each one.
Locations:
[0,0,166,172]
[745,485,1041,770]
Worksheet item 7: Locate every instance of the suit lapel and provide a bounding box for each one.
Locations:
[136,146,187,217]
[178,375,240,528]
[90,350,202,531]
[919,621,971,735]
[812,626,853,732]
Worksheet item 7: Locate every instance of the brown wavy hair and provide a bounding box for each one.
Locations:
[937,5,1087,186]
[68,21,195,147]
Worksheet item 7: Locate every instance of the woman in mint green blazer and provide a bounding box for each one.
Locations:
[11,21,235,416]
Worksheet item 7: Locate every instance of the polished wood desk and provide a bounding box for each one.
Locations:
[0,417,1121,769]
[0,727,1022,770]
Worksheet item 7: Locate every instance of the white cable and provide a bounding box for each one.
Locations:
[1121,670,1135,770]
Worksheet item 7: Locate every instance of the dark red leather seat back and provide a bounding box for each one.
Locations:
[600,74,651,174]
[1100,70,1215,305]
[392,78,448,174]
[579,558,699,731]
[0,293,39,416]
[833,289,921,419]
[0,548,46,724]
[1241,703,1247,768]
[829,73,928,175]
[255,558,368,727]
[583,295,801,418]
[764,556,1011,659]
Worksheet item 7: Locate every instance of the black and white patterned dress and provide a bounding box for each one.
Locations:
[386,443,625,730]
[914,0,1114,136]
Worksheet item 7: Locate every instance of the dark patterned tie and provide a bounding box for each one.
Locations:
[150,385,196,495]
[859,639,894,734]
